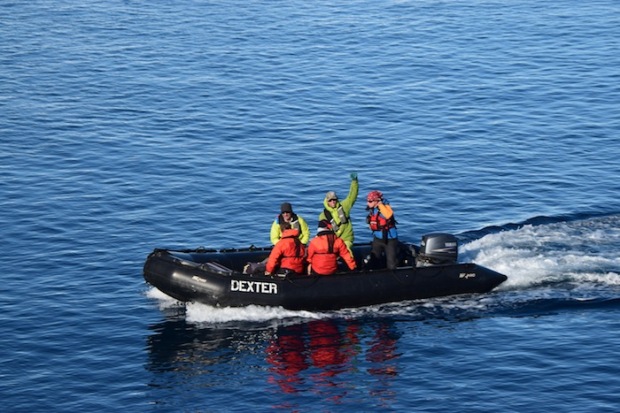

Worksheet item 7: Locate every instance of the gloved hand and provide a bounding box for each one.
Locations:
[350,172,358,180]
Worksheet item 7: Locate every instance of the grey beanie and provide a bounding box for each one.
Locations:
[325,191,338,201]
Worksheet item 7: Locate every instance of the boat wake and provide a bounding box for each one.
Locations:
[459,213,620,290]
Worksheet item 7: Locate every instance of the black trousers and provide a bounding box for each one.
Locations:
[371,237,399,270]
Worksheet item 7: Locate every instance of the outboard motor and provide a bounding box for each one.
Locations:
[417,233,458,266]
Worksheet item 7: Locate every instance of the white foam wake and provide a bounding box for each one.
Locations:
[459,215,620,289]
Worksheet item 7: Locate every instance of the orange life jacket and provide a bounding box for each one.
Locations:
[367,210,396,232]
[307,232,356,275]
[266,229,306,274]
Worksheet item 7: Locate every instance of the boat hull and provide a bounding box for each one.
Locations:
[143,245,507,311]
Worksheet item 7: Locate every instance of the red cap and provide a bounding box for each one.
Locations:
[366,190,383,202]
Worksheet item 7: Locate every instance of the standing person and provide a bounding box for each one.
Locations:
[271,202,310,245]
[265,222,306,276]
[307,220,357,276]
[318,172,358,252]
[365,190,399,270]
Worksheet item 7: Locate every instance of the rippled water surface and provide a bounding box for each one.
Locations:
[2,0,620,412]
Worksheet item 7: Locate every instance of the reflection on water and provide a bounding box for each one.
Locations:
[146,311,402,409]
[267,320,362,397]
[266,319,400,399]
[266,323,308,394]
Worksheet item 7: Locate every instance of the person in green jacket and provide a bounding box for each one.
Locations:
[270,202,310,245]
[318,172,359,253]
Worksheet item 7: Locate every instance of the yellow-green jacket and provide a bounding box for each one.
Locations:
[318,178,359,249]
[270,214,310,245]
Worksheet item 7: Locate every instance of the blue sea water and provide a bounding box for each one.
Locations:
[2,0,620,411]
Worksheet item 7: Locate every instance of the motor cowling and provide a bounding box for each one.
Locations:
[417,233,458,265]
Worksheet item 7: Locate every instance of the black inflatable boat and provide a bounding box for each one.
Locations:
[143,233,507,311]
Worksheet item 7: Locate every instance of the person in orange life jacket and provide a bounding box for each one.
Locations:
[366,190,399,270]
[265,222,307,276]
[271,202,310,245]
[307,220,357,276]
[318,172,359,254]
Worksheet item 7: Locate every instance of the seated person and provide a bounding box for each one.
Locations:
[307,220,357,276]
[265,222,306,276]
[270,202,310,245]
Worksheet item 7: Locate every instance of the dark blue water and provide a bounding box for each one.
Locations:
[2,0,620,411]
